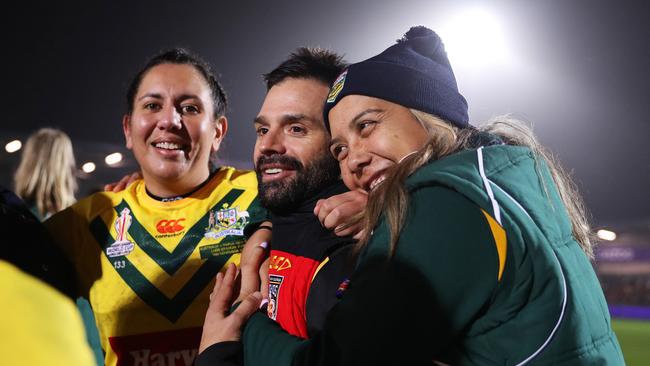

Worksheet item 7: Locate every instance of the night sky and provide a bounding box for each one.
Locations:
[2,0,649,229]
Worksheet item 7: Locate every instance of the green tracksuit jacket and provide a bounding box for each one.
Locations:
[241,145,624,365]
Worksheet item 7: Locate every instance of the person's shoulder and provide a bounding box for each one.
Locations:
[394,185,501,274]
[407,184,479,219]
[80,190,124,212]
[48,189,122,225]
[213,166,257,189]
[407,145,534,183]
[0,261,95,366]
[397,184,494,252]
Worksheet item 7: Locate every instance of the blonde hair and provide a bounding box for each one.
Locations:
[14,128,77,219]
[359,111,594,258]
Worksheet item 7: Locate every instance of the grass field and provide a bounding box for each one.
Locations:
[611,318,650,365]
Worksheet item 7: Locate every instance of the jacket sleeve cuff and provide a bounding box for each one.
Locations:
[195,341,242,366]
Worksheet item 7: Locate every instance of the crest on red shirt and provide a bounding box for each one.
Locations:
[267,274,284,320]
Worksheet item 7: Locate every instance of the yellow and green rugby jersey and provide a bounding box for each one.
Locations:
[45,167,265,366]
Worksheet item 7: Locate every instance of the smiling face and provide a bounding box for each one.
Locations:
[122,63,226,197]
[253,77,339,212]
[328,95,429,192]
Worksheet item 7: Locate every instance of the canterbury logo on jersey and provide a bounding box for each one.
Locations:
[89,189,254,322]
[156,218,185,233]
[269,255,292,271]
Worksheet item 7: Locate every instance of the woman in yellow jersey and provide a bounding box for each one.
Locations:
[45,48,267,366]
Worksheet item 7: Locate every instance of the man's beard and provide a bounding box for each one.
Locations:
[255,153,340,214]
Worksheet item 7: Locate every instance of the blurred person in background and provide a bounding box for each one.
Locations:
[12,127,104,365]
[13,127,77,220]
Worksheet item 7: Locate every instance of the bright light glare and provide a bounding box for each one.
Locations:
[105,152,123,166]
[82,162,96,173]
[438,7,511,67]
[5,140,22,153]
[597,229,617,242]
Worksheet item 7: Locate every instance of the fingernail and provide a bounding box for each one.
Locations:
[259,241,268,249]
[259,298,268,309]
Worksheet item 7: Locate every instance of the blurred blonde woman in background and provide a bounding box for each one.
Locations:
[14,127,77,220]
[13,127,104,365]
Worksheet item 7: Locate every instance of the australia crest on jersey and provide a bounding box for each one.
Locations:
[204,204,249,239]
[106,207,135,258]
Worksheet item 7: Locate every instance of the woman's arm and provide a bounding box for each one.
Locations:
[198,263,263,350]
[240,186,502,365]
[196,224,270,365]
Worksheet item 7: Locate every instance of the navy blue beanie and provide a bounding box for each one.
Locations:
[324,26,469,130]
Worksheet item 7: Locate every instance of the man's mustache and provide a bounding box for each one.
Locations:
[255,155,303,173]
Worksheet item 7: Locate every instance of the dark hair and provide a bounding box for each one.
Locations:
[126,48,227,118]
[263,47,347,90]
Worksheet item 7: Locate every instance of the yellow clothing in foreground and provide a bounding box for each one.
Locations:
[45,167,264,366]
[0,260,95,366]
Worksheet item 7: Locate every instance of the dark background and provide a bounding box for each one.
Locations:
[2,0,648,230]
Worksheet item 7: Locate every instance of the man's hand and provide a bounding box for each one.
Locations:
[104,171,142,192]
[199,263,263,354]
[314,189,368,239]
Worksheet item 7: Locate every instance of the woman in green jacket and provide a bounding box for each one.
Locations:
[200,26,624,365]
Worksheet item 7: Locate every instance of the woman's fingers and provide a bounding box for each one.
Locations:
[259,257,270,300]
[314,189,367,237]
[238,222,271,298]
[212,263,237,310]
[238,241,269,301]
[209,271,224,302]
[229,291,263,327]
[104,171,142,192]
[199,274,263,353]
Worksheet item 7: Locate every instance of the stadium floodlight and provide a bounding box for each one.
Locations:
[438,6,511,67]
[597,229,617,242]
[82,162,96,173]
[5,140,22,153]
[105,152,123,166]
